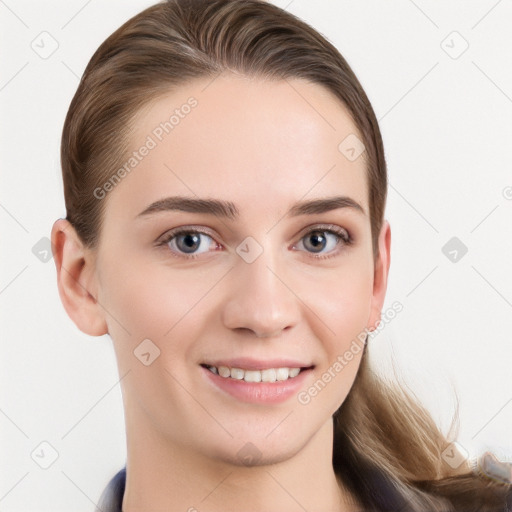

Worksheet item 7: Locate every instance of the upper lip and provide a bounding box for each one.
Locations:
[201,358,314,371]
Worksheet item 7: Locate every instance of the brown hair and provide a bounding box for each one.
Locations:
[61,1,511,510]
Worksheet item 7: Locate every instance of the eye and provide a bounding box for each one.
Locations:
[157,228,220,258]
[156,224,353,260]
[294,225,352,259]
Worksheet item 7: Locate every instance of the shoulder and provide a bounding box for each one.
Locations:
[478,452,512,511]
[95,466,126,512]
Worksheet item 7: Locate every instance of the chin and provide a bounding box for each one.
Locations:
[225,444,300,468]
[202,429,309,469]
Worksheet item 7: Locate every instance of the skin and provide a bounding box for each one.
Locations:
[52,73,391,512]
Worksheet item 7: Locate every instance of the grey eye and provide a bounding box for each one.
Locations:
[300,230,340,254]
[168,232,214,254]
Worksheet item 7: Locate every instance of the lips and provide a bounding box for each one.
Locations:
[200,358,315,404]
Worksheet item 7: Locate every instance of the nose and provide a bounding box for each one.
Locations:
[221,249,300,338]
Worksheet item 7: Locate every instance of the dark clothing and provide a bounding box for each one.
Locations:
[96,465,512,512]
[96,467,125,512]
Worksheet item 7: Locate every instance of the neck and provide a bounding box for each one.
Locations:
[121,407,360,512]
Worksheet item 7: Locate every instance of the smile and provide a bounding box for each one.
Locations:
[201,363,314,404]
[203,364,303,382]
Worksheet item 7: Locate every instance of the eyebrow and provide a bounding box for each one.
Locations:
[136,195,365,220]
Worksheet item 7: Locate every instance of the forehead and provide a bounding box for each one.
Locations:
[107,73,368,219]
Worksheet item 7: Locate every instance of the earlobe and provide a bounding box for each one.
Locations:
[51,219,108,337]
[367,220,391,332]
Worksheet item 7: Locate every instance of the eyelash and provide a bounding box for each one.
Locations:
[156,224,354,261]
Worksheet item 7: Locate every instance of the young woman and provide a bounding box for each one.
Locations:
[51,0,512,510]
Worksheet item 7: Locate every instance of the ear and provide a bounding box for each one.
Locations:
[367,220,391,331]
[51,219,108,336]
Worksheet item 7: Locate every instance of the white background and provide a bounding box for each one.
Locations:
[1,0,511,510]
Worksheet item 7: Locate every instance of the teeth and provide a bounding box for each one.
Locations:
[289,367,300,378]
[218,366,230,378]
[276,368,289,381]
[206,365,303,382]
[261,368,277,383]
[244,370,261,383]
[230,367,244,380]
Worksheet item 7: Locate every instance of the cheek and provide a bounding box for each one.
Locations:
[299,267,371,412]
[297,256,373,410]
[304,256,374,336]
[98,253,223,348]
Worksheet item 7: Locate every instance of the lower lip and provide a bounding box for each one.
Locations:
[201,366,313,404]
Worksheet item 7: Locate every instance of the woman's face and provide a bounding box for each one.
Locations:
[91,73,389,466]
